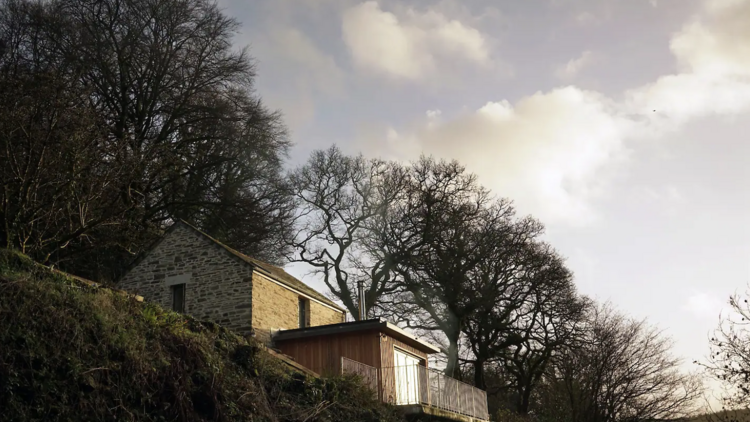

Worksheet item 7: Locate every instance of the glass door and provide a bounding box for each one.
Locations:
[394,349,421,405]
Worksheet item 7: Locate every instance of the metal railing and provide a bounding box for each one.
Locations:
[342,359,489,421]
[341,357,379,393]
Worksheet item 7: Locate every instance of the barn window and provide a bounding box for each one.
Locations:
[299,297,309,328]
[172,284,186,313]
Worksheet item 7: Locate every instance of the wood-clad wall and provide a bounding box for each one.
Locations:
[378,334,429,404]
[276,330,432,404]
[275,330,381,376]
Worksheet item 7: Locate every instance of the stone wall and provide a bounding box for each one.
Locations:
[118,224,255,334]
[311,300,346,327]
[251,272,345,344]
[119,223,346,344]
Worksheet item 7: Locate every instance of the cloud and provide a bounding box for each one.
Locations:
[270,28,346,96]
[341,1,491,80]
[360,0,750,227]
[250,26,346,129]
[683,290,724,319]
[555,50,595,80]
[364,87,633,226]
[574,11,601,26]
[625,0,750,128]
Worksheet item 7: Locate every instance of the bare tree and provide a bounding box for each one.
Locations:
[0,0,131,264]
[550,303,702,422]
[495,244,589,414]
[377,157,505,378]
[702,286,750,417]
[287,146,408,318]
[460,216,549,388]
[0,0,294,279]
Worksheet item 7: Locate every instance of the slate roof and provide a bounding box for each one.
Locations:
[175,221,345,312]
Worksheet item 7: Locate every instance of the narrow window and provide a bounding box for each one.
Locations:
[298,297,308,328]
[172,284,186,313]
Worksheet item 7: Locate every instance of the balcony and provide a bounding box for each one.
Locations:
[342,357,489,422]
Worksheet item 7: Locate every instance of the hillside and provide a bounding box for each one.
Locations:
[0,249,403,422]
[684,409,750,422]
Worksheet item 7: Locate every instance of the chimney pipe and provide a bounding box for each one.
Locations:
[357,280,366,320]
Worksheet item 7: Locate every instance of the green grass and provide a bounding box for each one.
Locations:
[0,249,403,422]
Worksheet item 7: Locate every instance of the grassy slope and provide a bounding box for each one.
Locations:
[0,249,404,422]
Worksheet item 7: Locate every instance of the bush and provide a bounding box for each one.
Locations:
[0,249,403,422]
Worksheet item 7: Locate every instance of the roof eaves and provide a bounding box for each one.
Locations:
[273,319,441,354]
[174,220,345,312]
[382,321,441,354]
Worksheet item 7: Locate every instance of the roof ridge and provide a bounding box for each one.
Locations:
[174,220,345,312]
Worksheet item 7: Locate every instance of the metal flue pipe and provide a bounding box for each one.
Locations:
[357,280,366,320]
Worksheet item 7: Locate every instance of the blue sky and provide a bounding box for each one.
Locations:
[219,0,750,401]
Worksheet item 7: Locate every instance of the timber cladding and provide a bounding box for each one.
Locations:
[275,328,430,403]
[275,330,382,376]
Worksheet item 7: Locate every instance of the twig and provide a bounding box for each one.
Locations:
[81,367,109,375]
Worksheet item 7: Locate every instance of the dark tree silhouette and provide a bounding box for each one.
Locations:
[548,304,702,422]
[0,0,293,279]
[287,146,408,318]
[375,157,504,378]
[490,242,588,413]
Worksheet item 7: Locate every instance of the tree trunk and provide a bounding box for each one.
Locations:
[517,383,532,414]
[445,336,460,379]
[474,357,486,390]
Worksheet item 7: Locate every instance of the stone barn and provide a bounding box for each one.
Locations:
[118,221,346,343]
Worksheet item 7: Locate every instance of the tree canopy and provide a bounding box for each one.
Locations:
[0,0,294,280]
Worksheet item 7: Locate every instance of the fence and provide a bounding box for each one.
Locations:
[341,357,379,393]
[342,358,489,421]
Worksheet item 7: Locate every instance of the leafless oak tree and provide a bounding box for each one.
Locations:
[548,303,702,422]
[287,146,408,318]
[375,157,509,377]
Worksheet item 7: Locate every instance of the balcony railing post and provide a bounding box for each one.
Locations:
[472,386,476,418]
[455,378,459,413]
[377,364,488,420]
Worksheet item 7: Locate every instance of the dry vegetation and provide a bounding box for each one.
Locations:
[0,249,403,422]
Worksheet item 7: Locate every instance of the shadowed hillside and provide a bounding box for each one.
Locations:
[0,249,403,422]
[683,410,750,422]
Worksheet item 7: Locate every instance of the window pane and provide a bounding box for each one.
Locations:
[298,298,307,328]
[172,284,185,313]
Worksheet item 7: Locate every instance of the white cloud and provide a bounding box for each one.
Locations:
[271,28,346,96]
[341,1,491,80]
[555,50,595,80]
[631,185,685,203]
[683,290,724,319]
[426,109,442,119]
[361,0,750,227]
[364,87,632,226]
[625,0,750,127]
[627,185,687,216]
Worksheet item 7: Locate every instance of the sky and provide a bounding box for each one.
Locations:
[218,0,750,402]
